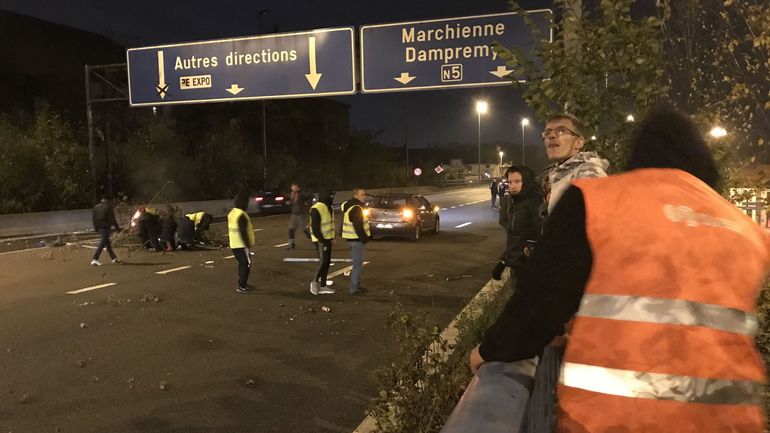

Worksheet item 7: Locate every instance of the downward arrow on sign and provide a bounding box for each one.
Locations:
[305,36,322,89]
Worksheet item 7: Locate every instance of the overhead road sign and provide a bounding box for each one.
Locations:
[127,28,356,106]
[360,10,552,93]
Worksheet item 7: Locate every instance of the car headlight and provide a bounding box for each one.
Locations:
[402,208,414,220]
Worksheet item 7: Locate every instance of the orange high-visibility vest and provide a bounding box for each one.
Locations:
[557,168,770,433]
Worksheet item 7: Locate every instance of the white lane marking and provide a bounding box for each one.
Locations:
[273,242,290,248]
[441,208,448,211]
[0,247,45,256]
[155,265,191,275]
[81,245,98,249]
[450,206,457,209]
[224,255,235,259]
[283,258,353,262]
[253,228,263,232]
[457,204,465,207]
[327,261,370,279]
[66,282,117,295]
[455,222,473,228]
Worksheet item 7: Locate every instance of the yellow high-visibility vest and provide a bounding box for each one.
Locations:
[186,212,204,228]
[342,202,370,240]
[227,208,254,248]
[310,202,335,242]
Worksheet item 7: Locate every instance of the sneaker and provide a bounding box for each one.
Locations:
[90,259,102,266]
[111,258,120,264]
[236,287,250,294]
[318,286,336,295]
[309,281,319,295]
[286,244,295,251]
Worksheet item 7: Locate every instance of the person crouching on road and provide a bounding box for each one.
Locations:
[91,197,121,266]
[491,166,542,282]
[159,205,177,252]
[341,187,371,295]
[228,193,255,294]
[309,189,336,295]
[185,211,213,244]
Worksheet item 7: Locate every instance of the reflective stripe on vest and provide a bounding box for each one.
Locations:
[556,169,770,433]
[560,362,763,406]
[310,202,335,242]
[342,203,370,240]
[577,293,758,336]
[227,208,254,249]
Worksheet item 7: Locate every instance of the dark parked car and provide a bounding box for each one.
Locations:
[367,193,440,241]
[254,189,290,214]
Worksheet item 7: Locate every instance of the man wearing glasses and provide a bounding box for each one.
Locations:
[541,113,609,213]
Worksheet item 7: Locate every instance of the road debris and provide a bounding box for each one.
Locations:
[321,306,331,313]
[79,322,89,329]
[159,380,170,391]
[445,274,473,281]
[18,393,33,404]
[75,360,86,368]
[140,293,163,303]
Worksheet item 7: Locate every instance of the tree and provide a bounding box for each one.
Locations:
[0,117,45,213]
[498,0,668,171]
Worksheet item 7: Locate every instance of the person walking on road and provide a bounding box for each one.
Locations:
[287,183,311,250]
[490,178,499,208]
[228,193,255,294]
[309,189,336,295]
[470,108,770,433]
[91,197,121,266]
[341,187,371,295]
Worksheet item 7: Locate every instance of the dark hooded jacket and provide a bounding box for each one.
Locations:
[498,166,542,266]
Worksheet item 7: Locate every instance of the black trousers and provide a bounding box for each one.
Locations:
[314,240,332,286]
[93,228,116,260]
[232,247,251,289]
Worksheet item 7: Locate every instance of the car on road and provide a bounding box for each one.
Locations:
[367,193,440,241]
[254,189,291,214]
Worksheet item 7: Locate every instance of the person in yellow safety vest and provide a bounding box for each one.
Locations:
[184,211,213,241]
[309,189,336,295]
[227,193,255,294]
[341,187,371,295]
[469,108,770,433]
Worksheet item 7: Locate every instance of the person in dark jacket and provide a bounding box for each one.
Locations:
[490,178,499,208]
[176,216,196,250]
[309,189,336,295]
[492,166,542,281]
[91,198,121,266]
[135,206,161,251]
[158,205,177,252]
[287,183,312,250]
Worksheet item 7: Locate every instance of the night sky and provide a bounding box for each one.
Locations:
[0,0,553,166]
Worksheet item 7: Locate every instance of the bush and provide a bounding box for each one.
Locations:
[372,282,511,433]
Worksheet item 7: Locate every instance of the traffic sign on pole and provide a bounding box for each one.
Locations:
[434,165,444,174]
[127,28,356,106]
[413,168,423,176]
[360,10,552,93]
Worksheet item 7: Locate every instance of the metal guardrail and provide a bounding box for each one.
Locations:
[440,360,536,433]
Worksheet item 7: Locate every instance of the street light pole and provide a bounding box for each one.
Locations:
[475,101,488,180]
[521,118,530,166]
[259,9,270,188]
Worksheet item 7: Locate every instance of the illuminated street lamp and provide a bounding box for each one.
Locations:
[521,118,530,165]
[626,114,635,122]
[498,150,504,176]
[709,126,727,138]
[475,100,488,178]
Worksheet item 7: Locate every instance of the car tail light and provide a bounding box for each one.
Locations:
[255,197,263,202]
[275,196,285,201]
[402,208,414,220]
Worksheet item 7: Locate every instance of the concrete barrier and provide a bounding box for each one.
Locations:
[0,185,476,239]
